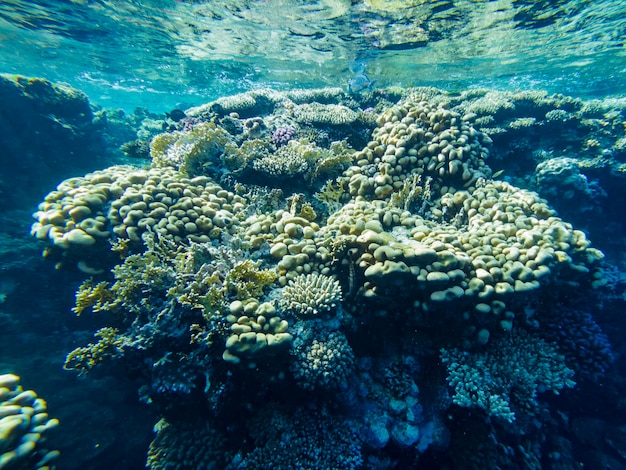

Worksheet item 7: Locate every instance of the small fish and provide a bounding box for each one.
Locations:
[492,169,505,179]
[347,62,377,94]
[165,109,187,122]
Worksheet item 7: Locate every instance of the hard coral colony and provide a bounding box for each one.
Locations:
[30,86,614,467]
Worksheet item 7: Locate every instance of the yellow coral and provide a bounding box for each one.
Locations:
[223,139,271,171]
[64,327,123,374]
[315,178,347,213]
[150,122,230,176]
[225,260,278,299]
[72,279,115,315]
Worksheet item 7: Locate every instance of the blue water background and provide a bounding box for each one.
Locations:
[1,0,624,111]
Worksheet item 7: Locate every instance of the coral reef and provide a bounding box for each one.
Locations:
[28,85,623,468]
[281,272,342,316]
[0,374,59,469]
[235,406,362,469]
[291,330,354,390]
[440,330,575,423]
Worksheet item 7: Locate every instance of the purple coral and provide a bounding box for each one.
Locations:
[180,116,204,132]
[271,125,296,146]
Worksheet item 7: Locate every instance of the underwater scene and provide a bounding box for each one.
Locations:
[1,1,626,469]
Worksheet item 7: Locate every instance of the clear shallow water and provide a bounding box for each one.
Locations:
[1,0,625,111]
[2,2,626,470]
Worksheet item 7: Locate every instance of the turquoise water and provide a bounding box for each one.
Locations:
[1,0,625,110]
[1,2,626,469]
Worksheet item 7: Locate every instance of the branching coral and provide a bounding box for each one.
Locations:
[315,178,348,214]
[440,330,575,423]
[64,327,125,374]
[72,279,116,315]
[150,121,231,176]
[281,272,342,316]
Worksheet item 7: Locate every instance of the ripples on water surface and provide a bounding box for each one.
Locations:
[0,0,624,109]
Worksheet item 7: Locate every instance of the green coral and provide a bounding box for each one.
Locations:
[64,327,125,374]
[225,259,278,299]
[72,279,116,315]
[150,121,231,176]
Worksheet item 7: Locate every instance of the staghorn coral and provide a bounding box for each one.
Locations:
[281,272,342,316]
[440,330,575,423]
